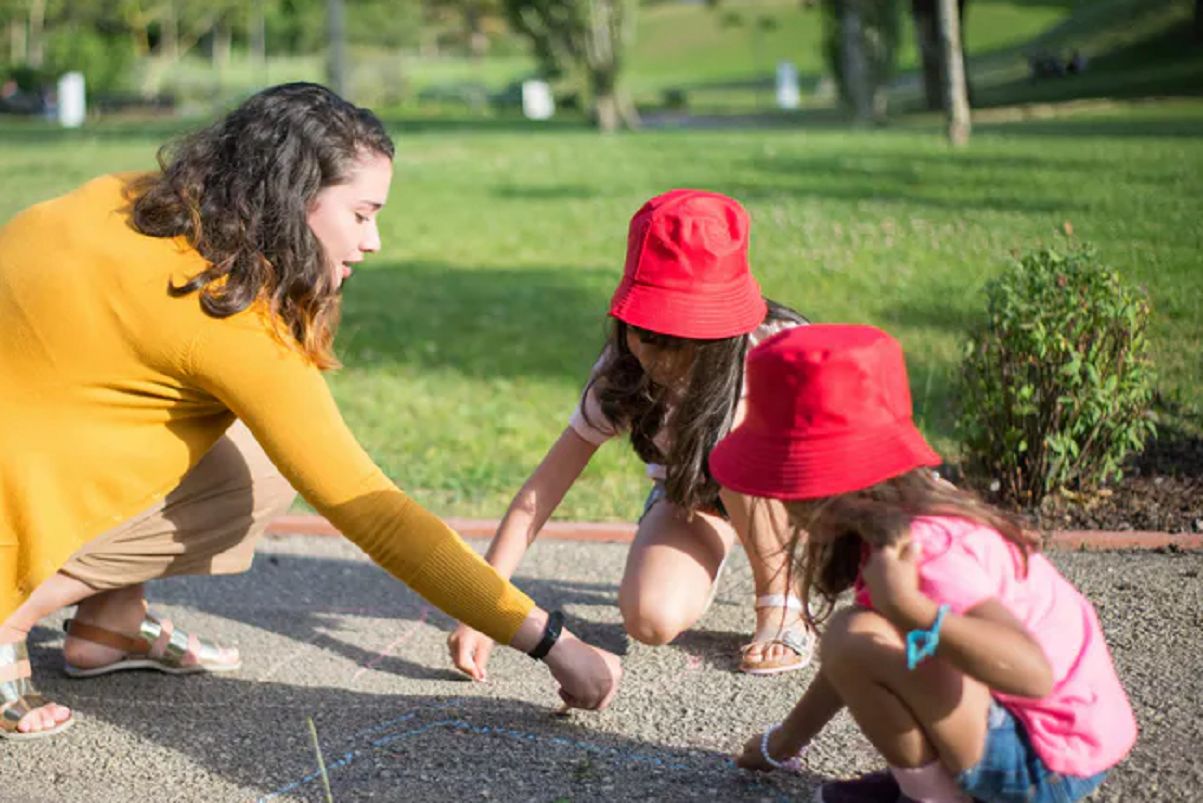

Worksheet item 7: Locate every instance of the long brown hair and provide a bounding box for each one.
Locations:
[584,300,807,512]
[126,82,394,369]
[784,469,1040,627]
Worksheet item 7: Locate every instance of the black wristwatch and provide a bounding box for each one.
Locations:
[527,610,565,660]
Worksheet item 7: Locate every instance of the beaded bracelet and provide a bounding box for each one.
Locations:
[905,603,951,670]
[759,723,808,773]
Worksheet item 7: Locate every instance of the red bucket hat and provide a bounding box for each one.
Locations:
[609,189,767,339]
[708,324,942,500]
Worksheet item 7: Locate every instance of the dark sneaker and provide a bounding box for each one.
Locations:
[812,770,914,803]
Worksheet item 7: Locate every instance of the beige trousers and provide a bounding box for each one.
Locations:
[60,421,297,591]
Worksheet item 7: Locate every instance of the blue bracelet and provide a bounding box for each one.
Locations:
[905,604,950,670]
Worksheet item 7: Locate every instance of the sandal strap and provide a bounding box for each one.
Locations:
[0,642,32,685]
[754,594,804,612]
[1,643,41,728]
[64,618,150,656]
[740,627,813,657]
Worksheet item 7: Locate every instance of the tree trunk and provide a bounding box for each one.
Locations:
[27,0,45,68]
[250,0,267,72]
[212,19,232,71]
[161,0,179,61]
[595,90,619,133]
[326,0,347,97]
[840,0,873,123]
[9,17,26,65]
[912,0,942,111]
[938,0,970,146]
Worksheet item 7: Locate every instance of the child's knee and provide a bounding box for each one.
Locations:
[618,593,689,646]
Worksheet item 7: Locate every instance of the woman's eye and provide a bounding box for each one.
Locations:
[355,213,369,223]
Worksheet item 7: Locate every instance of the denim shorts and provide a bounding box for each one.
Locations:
[638,481,728,523]
[956,701,1108,803]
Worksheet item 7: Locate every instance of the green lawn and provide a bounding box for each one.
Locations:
[2,99,1201,521]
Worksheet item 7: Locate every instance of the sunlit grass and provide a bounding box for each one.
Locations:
[3,99,1200,520]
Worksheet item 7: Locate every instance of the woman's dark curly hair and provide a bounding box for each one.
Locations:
[583,300,807,513]
[126,82,394,369]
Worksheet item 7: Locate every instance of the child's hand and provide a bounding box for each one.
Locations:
[861,538,929,625]
[734,728,804,773]
[447,623,494,681]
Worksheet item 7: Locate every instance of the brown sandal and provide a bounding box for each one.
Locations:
[1,641,74,740]
[62,612,240,678]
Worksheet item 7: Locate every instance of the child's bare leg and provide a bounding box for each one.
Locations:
[617,499,734,645]
[821,606,992,773]
[720,489,807,664]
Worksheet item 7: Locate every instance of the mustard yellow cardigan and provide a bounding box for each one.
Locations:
[0,175,533,641]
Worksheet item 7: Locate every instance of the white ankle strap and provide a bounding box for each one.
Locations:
[755,594,803,611]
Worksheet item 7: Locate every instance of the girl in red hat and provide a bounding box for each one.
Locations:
[711,324,1136,803]
[448,189,815,678]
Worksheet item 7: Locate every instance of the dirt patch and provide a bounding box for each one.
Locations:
[962,427,1203,535]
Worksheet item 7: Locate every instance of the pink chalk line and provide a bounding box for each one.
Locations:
[351,606,431,682]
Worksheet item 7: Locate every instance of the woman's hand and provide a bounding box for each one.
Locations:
[447,623,494,681]
[543,634,622,711]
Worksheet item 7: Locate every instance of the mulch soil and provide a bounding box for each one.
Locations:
[965,428,1203,536]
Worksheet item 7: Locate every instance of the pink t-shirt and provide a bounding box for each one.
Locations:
[854,515,1136,777]
[568,318,800,480]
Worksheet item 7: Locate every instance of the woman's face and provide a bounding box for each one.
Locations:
[307,151,393,289]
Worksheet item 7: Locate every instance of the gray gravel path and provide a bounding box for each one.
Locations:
[3,536,1200,802]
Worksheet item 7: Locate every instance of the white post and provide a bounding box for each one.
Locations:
[57,72,86,128]
[775,61,800,110]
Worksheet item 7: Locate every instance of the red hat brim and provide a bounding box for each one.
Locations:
[709,419,943,500]
[610,276,767,340]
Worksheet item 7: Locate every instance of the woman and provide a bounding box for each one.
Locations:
[0,82,620,739]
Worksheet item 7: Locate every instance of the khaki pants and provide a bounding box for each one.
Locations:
[60,421,297,590]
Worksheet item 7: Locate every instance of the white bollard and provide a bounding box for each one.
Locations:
[521,80,555,121]
[57,71,86,128]
[775,61,800,110]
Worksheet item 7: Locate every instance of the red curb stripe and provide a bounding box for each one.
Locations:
[266,515,637,543]
[265,515,1202,550]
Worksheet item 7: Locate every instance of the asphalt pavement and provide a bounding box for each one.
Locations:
[3,535,1200,802]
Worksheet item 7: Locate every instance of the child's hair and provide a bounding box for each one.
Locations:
[584,299,807,513]
[784,468,1040,627]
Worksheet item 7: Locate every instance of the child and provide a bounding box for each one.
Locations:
[710,324,1136,802]
[448,189,815,678]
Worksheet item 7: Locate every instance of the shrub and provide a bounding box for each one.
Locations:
[957,244,1156,507]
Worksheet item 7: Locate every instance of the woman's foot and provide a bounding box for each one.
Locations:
[0,641,74,739]
[62,585,238,674]
[740,594,814,675]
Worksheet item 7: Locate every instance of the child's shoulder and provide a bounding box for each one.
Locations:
[909,515,1009,561]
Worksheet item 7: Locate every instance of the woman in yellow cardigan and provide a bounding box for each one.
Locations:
[0,82,621,738]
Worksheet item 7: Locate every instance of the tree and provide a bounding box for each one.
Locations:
[938,0,969,146]
[505,0,639,132]
[821,0,900,123]
[911,0,969,111]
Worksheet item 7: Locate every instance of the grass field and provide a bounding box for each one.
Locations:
[3,97,1200,521]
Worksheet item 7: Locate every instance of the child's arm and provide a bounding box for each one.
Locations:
[864,541,1054,699]
[482,426,599,577]
[448,427,598,679]
[735,666,844,771]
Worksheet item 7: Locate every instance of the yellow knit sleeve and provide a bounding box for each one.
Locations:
[184,310,534,644]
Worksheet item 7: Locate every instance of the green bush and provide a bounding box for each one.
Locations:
[957,245,1156,507]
